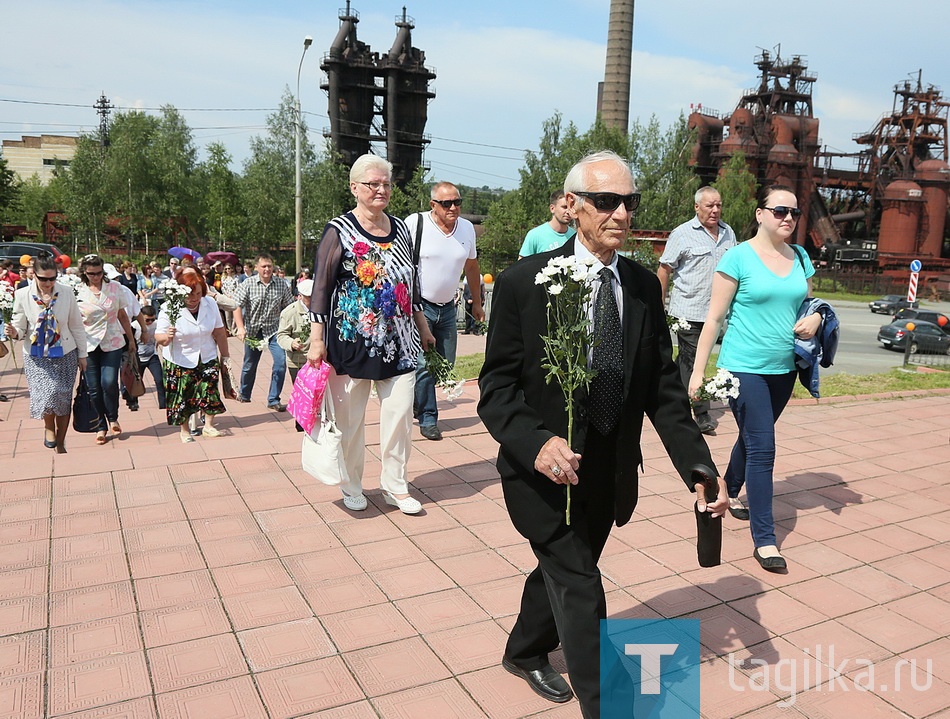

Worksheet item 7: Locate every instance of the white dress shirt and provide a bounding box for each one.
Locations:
[156,296,222,368]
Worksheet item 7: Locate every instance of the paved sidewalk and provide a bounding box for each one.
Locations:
[0,337,948,718]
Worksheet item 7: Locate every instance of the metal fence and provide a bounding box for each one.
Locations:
[902,330,950,370]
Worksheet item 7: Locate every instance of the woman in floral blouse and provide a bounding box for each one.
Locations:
[76,254,136,445]
[308,154,435,515]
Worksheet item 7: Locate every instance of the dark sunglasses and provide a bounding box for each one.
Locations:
[84,270,104,277]
[763,205,802,220]
[36,275,58,282]
[433,198,462,208]
[573,191,641,212]
[145,318,156,324]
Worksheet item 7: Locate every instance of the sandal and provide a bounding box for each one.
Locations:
[201,426,223,438]
[110,422,122,437]
[95,432,108,445]
[180,432,195,443]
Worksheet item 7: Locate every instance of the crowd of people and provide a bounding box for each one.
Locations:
[0,150,837,719]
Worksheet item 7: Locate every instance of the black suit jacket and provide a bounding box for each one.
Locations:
[477,240,717,544]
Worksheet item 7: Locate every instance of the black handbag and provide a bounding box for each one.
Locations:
[72,376,100,433]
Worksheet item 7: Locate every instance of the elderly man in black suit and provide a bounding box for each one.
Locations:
[478,150,727,719]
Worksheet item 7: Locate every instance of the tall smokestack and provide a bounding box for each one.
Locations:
[598,0,634,133]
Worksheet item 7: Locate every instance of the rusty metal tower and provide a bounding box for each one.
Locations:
[320,3,435,185]
[597,0,635,133]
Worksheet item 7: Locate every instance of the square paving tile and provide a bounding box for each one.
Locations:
[458,664,565,719]
[221,586,312,631]
[256,656,365,718]
[423,620,509,674]
[371,678,487,718]
[50,582,136,626]
[322,603,417,652]
[436,549,520,587]
[190,513,261,542]
[370,560,456,601]
[140,599,232,648]
[211,559,294,596]
[238,618,335,671]
[0,566,47,600]
[0,632,45,678]
[128,544,206,580]
[134,570,219,611]
[50,614,143,666]
[199,534,277,568]
[0,673,44,719]
[0,596,47,636]
[394,587,490,633]
[47,652,151,715]
[155,675,268,719]
[343,636,450,697]
[298,574,389,615]
[147,634,247,692]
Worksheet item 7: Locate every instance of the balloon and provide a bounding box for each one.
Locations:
[483,273,494,284]
[58,254,71,269]
[939,315,948,327]
[19,254,32,267]
[906,322,916,332]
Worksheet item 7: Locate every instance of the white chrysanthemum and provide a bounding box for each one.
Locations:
[535,272,548,285]
[548,283,564,296]
[541,265,560,277]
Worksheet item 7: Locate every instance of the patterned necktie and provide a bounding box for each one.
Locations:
[589,267,623,435]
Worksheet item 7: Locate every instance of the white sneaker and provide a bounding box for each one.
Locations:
[342,493,367,511]
[383,491,422,515]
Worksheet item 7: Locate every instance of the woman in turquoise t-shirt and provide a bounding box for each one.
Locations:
[689,185,822,572]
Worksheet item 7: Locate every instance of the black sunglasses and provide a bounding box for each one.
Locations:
[573,192,641,212]
[36,275,58,282]
[763,205,802,220]
[145,318,156,324]
[433,198,462,208]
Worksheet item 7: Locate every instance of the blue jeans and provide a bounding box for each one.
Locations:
[239,331,286,405]
[725,371,796,548]
[85,346,123,432]
[414,299,458,427]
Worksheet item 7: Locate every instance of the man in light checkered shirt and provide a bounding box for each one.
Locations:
[233,254,294,411]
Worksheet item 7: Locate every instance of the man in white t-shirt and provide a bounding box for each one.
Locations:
[518,190,576,258]
[404,182,484,440]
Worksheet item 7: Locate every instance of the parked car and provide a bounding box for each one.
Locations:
[868,295,918,314]
[0,241,64,267]
[894,308,950,332]
[878,320,950,355]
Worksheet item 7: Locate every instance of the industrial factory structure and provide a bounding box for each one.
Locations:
[687,51,950,281]
[320,2,436,187]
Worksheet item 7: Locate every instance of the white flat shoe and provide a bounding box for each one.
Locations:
[342,493,368,511]
[383,491,422,515]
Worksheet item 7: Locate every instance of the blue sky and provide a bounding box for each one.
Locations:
[3,0,948,189]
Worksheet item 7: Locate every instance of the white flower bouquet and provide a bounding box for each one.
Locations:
[534,255,599,524]
[57,274,83,299]
[423,348,466,401]
[696,368,741,403]
[159,278,193,327]
[667,316,692,334]
[0,280,14,323]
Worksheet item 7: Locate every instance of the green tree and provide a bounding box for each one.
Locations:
[630,113,699,230]
[386,164,430,220]
[0,155,20,224]
[196,142,244,253]
[712,151,758,240]
[6,175,48,230]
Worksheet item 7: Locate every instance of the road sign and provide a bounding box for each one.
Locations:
[908,272,919,302]
[910,259,922,272]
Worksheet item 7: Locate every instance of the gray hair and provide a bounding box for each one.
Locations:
[430,181,459,200]
[694,186,720,204]
[563,150,636,199]
[349,154,392,184]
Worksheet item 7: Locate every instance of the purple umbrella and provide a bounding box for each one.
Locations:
[167,246,202,262]
[205,251,239,266]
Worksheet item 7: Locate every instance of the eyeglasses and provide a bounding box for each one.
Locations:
[145,318,156,324]
[573,192,641,212]
[360,181,392,192]
[36,275,57,282]
[433,198,462,209]
[762,206,802,220]
[85,270,104,277]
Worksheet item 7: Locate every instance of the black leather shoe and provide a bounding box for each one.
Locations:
[267,402,287,412]
[420,424,442,441]
[753,548,787,572]
[728,500,750,521]
[502,656,573,703]
[696,414,717,435]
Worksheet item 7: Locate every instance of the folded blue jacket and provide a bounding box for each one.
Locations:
[794,298,839,398]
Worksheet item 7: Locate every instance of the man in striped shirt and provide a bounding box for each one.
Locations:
[233,254,294,411]
[657,187,736,435]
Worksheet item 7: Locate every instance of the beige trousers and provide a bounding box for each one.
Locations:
[326,370,415,498]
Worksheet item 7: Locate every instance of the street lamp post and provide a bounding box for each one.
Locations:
[295,35,313,274]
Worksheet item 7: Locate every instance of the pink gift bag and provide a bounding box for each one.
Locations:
[288,361,331,435]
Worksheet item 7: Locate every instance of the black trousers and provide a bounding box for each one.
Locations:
[505,427,618,719]
[675,321,709,416]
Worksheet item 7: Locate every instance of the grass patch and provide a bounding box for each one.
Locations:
[455,351,949,398]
